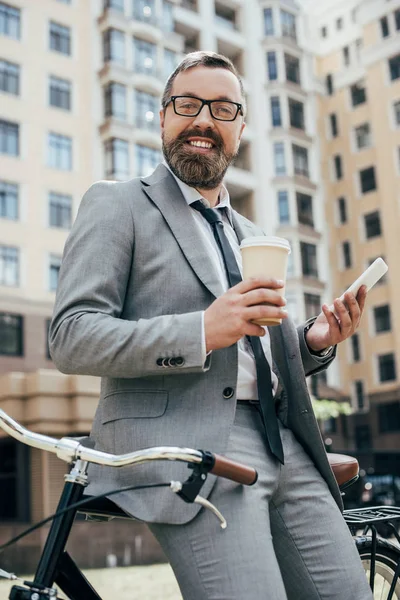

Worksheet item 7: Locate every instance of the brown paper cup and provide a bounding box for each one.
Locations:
[240,236,291,326]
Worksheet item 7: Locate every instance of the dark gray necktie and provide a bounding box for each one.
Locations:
[191,200,284,464]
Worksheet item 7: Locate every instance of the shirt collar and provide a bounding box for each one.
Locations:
[162,158,233,223]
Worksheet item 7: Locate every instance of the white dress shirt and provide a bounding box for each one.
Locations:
[163,162,279,399]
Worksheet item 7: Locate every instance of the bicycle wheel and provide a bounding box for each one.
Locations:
[357,536,400,600]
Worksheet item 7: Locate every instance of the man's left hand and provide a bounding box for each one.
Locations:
[305,286,367,353]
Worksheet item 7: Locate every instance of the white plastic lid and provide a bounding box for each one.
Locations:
[240,236,291,253]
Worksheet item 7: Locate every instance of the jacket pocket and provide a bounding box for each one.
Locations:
[101,390,168,423]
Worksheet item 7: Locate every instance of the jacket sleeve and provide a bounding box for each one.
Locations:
[297,318,337,378]
[49,181,211,378]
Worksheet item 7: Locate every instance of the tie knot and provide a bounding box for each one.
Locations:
[191,200,222,225]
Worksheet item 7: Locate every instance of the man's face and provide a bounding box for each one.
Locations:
[160,66,246,190]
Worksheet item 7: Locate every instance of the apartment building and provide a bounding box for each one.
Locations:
[2,0,398,569]
[303,0,400,472]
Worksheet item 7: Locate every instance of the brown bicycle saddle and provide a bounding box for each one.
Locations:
[327,453,359,488]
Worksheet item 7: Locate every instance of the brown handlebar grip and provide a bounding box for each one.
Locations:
[210,453,258,486]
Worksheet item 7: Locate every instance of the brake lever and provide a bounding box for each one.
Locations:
[170,481,227,529]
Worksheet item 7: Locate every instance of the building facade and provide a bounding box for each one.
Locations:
[1,0,400,570]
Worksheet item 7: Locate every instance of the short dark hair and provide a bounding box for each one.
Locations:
[161,51,247,117]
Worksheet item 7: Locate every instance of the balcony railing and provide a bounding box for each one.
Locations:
[181,0,198,11]
[215,14,237,31]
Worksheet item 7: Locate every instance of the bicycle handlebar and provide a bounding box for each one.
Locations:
[0,408,257,486]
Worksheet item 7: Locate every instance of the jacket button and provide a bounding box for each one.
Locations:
[175,357,184,367]
[169,357,176,367]
[156,358,164,366]
[223,387,234,399]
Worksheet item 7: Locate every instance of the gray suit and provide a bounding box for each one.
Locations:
[50,164,374,599]
[50,163,340,524]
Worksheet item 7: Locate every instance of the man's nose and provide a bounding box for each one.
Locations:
[191,104,215,128]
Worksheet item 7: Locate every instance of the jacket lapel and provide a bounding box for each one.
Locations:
[141,164,224,299]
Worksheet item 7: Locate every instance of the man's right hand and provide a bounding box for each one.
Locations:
[204,277,288,353]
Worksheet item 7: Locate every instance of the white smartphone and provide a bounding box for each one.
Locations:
[329,258,388,314]
[340,257,388,298]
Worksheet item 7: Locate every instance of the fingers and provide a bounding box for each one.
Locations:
[322,304,340,333]
[241,288,286,308]
[244,304,288,324]
[232,277,285,295]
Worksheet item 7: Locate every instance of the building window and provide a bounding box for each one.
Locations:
[0,59,19,94]
[0,180,18,219]
[0,119,18,156]
[264,7,274,36]
[104,0,125,10]
[133,37,157,75]
[321,26,327,38]
[162,0,174,32]
[360,166,376,193]
[329,113,338,137]
[0,312,23,356]
[378,402,400,433]
[49,21,71,55]
[351,332,360,361]
[395,9,400,31]
[304,293,321,320]
[280,9,296,41]
[342,240,352,269]
[135,144,160,176]
[133,0,156,24]
[300,242,318,277]
[389,54,400,81]
[353,380,365,410]
[364,211,381,239]
[380,15,389,38]
[0,439,30,521]
[103,29,125,65]
[355,38,363,62]
[164,48,177,79]
[104,82,126,120]
[336,17,343,30]
[0,2,20,39]
[374,304,391,333]
[134,89,159,130]
[273,142,286,176]
[338,197,347,224]
[105,138,129,179]
[355,425,371,450]
[277,190,289,224]
[49,76,71,110]
[350,82,366,106]
[49,254,62,291]
[378,353,396,382]
[296,192,313,227]
[343,46,350,66]
[334,155,343,180]
[326,74,333,95]
[0,245,18,286]
[49,192,72,229]
[48,132,72,170]
[293,144,309,178]
[288,98,304,130]
[267,51,278,81]
[355,123,370,150]
[285,53,300,84]
[270,96,281,127]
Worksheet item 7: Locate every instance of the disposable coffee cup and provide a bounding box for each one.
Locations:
[240,236,291,326]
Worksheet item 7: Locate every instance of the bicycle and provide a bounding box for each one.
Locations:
[0,408,399,600]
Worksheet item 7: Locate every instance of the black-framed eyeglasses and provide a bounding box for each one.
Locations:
[166,95,243,122]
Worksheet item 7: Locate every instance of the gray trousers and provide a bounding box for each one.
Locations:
[149,402,373,600]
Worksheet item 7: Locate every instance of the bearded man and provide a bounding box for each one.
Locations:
[49,51,372,600]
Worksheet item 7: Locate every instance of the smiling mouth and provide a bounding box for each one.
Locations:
[185,140,216,151]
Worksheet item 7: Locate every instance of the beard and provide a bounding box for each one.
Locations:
[162,128,238,190]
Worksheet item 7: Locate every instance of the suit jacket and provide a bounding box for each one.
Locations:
[49,164,342,524]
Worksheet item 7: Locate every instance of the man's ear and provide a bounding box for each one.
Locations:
[159,108,165,131]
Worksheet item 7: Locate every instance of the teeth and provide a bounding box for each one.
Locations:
[189,141,213,149]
